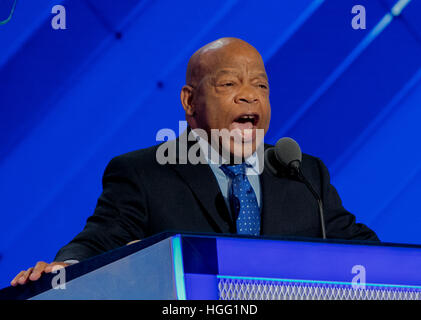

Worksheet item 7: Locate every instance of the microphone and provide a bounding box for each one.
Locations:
[265,138,327,239]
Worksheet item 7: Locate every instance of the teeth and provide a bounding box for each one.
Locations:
[235,114,258,125]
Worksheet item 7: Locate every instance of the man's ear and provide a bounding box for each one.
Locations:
[180,85,195,116]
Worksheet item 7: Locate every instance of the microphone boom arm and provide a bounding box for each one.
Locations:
[296,169,327,240]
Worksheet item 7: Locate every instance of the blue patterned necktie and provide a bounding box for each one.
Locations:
[220,163,260,236]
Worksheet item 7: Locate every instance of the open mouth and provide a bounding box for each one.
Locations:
[230,113,260,142]
[233,113,259,127]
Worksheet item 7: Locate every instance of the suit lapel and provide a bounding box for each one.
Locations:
[259,152,290,235]
[172,162,232,233]
[168,131,293,235]
[173,159,292,235]
[170,130,233,233]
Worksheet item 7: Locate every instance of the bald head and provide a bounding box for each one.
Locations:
[186,37,264,87]
[180,37,271,159]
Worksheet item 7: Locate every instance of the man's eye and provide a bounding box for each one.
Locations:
[258,84,268,89]
[222,82,234,87]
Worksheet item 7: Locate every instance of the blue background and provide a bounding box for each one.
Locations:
[1,0,421,289]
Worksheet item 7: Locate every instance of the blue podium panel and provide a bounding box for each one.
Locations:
[180,235,421,300]
[0,233,182,300]
[32,237,178,300]
[1,233,421,300]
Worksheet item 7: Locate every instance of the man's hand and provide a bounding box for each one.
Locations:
[10,261,69,286]
[126,240,141,245]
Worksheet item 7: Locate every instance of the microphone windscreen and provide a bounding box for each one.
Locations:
[274,137,302,167]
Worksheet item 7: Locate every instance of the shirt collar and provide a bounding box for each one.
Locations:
[190,129,261,174]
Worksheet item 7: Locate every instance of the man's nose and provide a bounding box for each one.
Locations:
[234,85,259,104]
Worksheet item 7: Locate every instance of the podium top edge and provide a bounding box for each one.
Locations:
[166,231,421,250]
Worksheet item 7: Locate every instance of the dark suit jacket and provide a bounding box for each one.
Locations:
[55,138,379,262]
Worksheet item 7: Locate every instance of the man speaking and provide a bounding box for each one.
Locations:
[11,37,378,286]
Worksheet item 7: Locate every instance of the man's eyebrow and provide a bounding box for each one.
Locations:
[213,70,268,80]
[252,72,268,80]
[213,69,240,77]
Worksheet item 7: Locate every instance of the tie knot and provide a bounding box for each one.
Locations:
[220,163,248,178]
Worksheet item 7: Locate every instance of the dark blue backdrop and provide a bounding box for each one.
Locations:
[1,0,420,289]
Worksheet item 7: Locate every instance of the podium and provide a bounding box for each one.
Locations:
[1,232,421,300]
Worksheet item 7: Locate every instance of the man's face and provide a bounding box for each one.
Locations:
[188,44,271,158]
